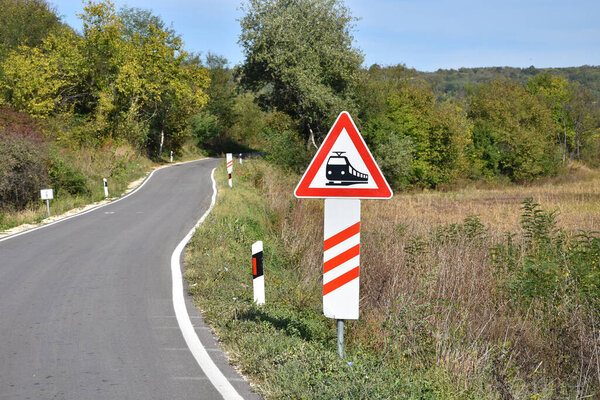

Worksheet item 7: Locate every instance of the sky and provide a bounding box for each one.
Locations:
[53,0,600,72]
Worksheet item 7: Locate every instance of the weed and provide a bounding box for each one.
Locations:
[185,159,600,399]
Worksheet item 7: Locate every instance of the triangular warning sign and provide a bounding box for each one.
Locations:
[295,111,393,199]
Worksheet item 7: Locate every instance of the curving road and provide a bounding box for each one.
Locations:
[0,159,258,400]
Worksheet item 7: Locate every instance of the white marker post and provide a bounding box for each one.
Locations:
[239,153,243,164]
[252,241,265,305]
[40,189,53,217]
[103,178,109,198]
[294,112,393,358]
[226,153,233,187]
[170,150,173,163]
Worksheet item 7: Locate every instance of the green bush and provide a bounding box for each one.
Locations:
[190,111,221,146]
[373,133,414,189]
[48,152,89,196]
[264,128,313,174]
[0,130,50,210]
[493,198,600,306]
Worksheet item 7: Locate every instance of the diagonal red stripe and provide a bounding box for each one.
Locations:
[323,266,359,295]
[324,222,360,251]
[324,244,359,273]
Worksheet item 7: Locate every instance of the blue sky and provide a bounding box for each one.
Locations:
[54,0,600,72]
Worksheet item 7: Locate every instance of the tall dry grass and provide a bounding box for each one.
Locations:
[249,159,600,397]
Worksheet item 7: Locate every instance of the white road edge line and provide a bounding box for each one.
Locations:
[0,159,207,243]
[170,168,244,400]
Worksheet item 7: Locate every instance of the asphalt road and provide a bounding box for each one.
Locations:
[0,159,259,400]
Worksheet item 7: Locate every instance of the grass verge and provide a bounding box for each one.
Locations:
[0,144,152,232]
[185,159,600,399]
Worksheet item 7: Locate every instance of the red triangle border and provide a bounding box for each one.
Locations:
[294,112,393,199]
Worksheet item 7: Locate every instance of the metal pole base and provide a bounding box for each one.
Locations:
[337,319,344,358]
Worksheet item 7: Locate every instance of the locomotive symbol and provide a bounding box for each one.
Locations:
[326,152,369,186]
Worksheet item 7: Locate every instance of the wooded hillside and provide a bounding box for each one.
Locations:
[1,0,599,212]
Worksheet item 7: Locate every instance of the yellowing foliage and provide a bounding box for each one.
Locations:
[0,0,209,152]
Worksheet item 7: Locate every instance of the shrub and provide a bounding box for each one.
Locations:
[190,110,220,146]
[48,152,89,196]
[264,128,313,174]
[0,130,50,210]
[373,133,414,189]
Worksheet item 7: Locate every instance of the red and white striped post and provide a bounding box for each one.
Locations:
[323,199,360,321]
[226,153,233,187]
[294,111,393,358]
[252,241,265,305]
[324,199,360,358]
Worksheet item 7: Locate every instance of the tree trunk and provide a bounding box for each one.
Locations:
[562,120,567,164]
[158,129,164,158]
[307,123,318,150]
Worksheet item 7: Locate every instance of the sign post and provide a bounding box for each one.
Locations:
[294,111,392,358]
[103,178,109,198]
[252,241,265,305]
[40,189,54,217]
[226,153,233,187]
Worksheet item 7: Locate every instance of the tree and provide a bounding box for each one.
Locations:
[0,0,209,154]
[565,81,599,161]
[527,73,572,163]
[357,66,470,189]
[0,29,85,117]
[238,0,363,147]
[469,79,560,181]
[118,6,180,48]
[203,53,237,132]
[0,0,64,61]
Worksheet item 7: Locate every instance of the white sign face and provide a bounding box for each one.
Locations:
[40,189,53,200]
[308,128,378,190]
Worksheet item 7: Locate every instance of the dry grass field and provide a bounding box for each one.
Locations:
[185,159,599,398]
[380,164,600,234]
[252,160,600,398]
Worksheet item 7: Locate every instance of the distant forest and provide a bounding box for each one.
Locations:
[1,0,600,215]
[414,65,600,101]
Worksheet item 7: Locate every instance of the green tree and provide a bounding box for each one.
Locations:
[204,53,236,132]
[0,0,64,61]
[527,73,572,163]
[0,29,85,116]
[1,0,209,154]
[566,82,600,162]
[118,6,180,48]
[358,68,470,189]
[469,79,560,181]
[238,0,363,147]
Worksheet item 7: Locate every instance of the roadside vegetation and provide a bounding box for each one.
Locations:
[0,0,213,230]
[186,159,600,399]
[1,1,600,397]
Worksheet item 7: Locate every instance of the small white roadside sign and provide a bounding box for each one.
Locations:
[40,189,53,200]
[40,189,53,217]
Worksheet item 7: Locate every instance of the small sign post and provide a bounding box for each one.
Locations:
[294,111,393,358]
[252,241,265,305]
[170,150,173,163]
[103,178,109,198]
[226,153,233,187]
[40,189,53,217]
[239,153,243,164]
